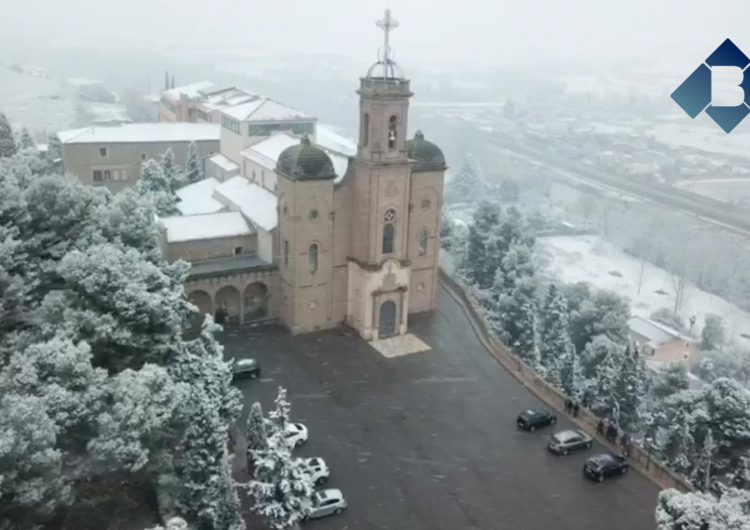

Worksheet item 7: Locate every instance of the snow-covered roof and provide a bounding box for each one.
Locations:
[175,178,225,216]
[213,176,278,232]
[161,212,253,243]
[57,123,220,144]
[200,87,258,110]
[628,316,696,347]
[240,129,354,182]
[317,124,357,156]
[240,132,299,170]
[222,97,314,123]
[207,153,239,172]
[162,81,216,102]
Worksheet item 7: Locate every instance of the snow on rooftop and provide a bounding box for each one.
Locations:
[175,178,225,216]
[240,131,352,182]
[161,211,253,243]
[317,124,357,156]
[240,132,299,170]
[208,153,239,172]
[57,123,220,144]
[162,81,215,101]
[222,97,313,122]
[214,176,278,232]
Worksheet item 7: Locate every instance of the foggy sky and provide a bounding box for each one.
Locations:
[2,0,750,71]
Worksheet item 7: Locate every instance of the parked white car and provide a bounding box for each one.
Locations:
[304,457,330,485]
[306,488,347,519]
[285,422,308,447]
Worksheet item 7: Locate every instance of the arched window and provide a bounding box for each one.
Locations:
[362,113,370,147]
[283,239,289,268]
[388,116,397,150]
[308,243,318,274]
[382,208,397,254]
[418,229,428,256]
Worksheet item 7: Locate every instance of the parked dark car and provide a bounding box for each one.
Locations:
[583,453,629,482]
[516,409,557,431]
[548,429,594,455]
[232,358,260,380]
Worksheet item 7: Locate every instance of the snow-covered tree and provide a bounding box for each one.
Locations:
[160,147,186,192]
[538,284,573,382]
[137,159,178,215]
[696,348,750,385]
[562,284,630,353]
[185,141,203,182]
[245,427,314,530]
[656,487,750,529]
[652,363,690,400]
[496,277,539,366]
[0,151,243,527]
[445,153,484,205]
[269,386,292,433]
[247,402,268,453]
[613,344,648,433]
[702,313,725,351]
[18,128,35,151]
[45,134,62,170]
[0,113,16,158]
[466,201,502,288]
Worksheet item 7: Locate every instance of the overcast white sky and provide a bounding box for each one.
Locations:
[1,0,750,70]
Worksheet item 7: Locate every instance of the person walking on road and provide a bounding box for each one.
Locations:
[597,417,605,435]
[572,401,580,418]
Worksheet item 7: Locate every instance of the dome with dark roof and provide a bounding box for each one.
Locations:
[276,136,336,181]
[406,131,446,172]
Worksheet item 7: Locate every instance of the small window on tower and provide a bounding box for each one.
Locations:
[283,239,289,268]
[309,243,319,274]
[388,115,397,150]
[418,229,428,256]
[362,113,370,147]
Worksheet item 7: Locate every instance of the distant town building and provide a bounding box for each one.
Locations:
[628,316,700,366]
[58,123,219,191]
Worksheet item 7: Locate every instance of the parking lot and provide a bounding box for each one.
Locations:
[222,284,659,530]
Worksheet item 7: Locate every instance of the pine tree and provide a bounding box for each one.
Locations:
[244,387,313,529]
[0,113,17,158]
[138,159,178,215]
[613,343,647,433]
[538,284,573,382]
[701,313,725,351]
[247,402,268,453]
[445,153,484,204]
[656,488,750,530]
[45,133,63,172]
[652,363,690,400]
[185,141,203,182]
[497,277,539,366]
[466,201,502,288]
[18,128,36,151]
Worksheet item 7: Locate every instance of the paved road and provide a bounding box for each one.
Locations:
[223,285,659,530]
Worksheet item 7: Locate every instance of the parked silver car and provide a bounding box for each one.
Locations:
[547,429,594,455]
[306,488,347,519]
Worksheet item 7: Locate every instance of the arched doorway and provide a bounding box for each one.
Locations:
[243,282,269,322]
[215,286,241,324]
[188,290,212,327]
[378,300,397,338]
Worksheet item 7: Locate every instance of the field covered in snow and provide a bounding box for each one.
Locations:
[537,235,750,349]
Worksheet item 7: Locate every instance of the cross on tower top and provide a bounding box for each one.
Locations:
[375,9,399,64]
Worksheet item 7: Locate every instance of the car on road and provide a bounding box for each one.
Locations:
[285,422,308,447]
[305,457,330,485]
[547,429,594,455]
[232,358,260,380]
[306,488,347,519]
[517,409,557,431]
[583,453,630,482]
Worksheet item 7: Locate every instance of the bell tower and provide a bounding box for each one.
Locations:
[346,9,414,341]
[357,9,412,164]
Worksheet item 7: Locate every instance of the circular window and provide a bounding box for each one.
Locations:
[309,209,319,221]
[421,197,432,210]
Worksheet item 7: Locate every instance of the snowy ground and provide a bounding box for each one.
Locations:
[537,235,750,350]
